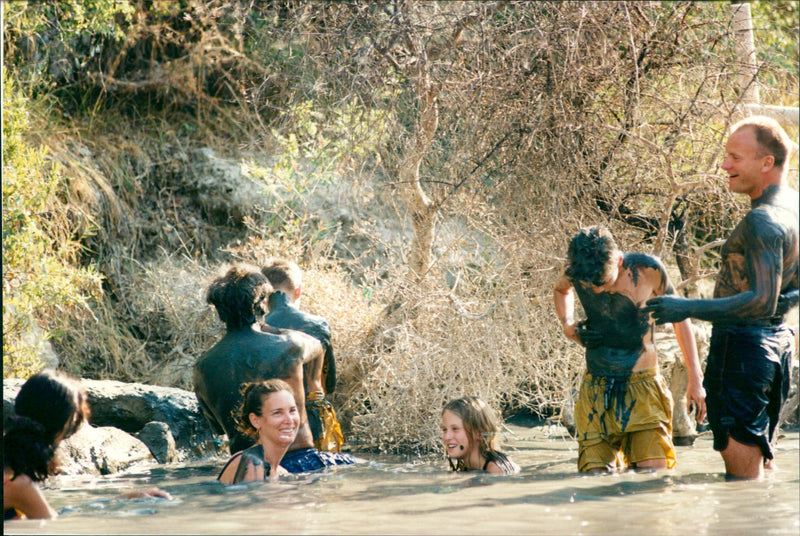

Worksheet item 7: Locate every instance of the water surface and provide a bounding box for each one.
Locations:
[5,425,798,535]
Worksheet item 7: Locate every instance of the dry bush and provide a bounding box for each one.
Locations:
[56,255,220,388]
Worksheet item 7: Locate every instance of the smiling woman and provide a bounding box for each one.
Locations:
[217,379,300,484]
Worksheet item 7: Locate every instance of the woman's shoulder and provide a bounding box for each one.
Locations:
[218,446,269,484]
[3,468,55,519]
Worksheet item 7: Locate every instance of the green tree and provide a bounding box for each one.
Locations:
[2,67,103,378]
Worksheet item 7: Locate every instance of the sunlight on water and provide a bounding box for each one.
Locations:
[5,426,798,535]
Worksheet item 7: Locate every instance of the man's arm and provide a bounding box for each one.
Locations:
[554,274,602,348]
[645,215,783,323]
[196,394,225,436]
[285,330,324,394]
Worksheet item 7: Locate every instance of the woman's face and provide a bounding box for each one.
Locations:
[442,410,475,459]
[251,390,300,447]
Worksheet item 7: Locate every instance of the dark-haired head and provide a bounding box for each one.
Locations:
[236,379,294,439]
[565,226,620,287]
[207,263,273,330]
[5,369,90,481]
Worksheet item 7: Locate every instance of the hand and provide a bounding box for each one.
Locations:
[686,382,707,424]
[576,322,603,349]
[642,296,691,325]
[775,289,799,316]
[117,487,173,500]
[259,322,283,335]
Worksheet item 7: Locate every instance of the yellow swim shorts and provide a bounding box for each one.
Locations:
[306,391,345,453]
[574,368,675,472]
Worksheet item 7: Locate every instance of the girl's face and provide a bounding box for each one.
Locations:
[250,390,300,447]
[442,410,476,459]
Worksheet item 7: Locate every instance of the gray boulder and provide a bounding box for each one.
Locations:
[79,378,216,457]
[135,421,178,464]
[58,423,154,476]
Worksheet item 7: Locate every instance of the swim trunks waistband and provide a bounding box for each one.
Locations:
[583,368,659,384]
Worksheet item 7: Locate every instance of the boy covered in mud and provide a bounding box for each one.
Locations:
[553,226,706,472]
[261,259,345,453]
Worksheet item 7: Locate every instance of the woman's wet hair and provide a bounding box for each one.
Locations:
[236,379,294,439]
[565,226,619,287]
[207,263,273,330]
[4,369,90,481]
[443,396,501,472]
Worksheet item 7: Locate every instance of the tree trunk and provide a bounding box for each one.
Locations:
[399,62,439,281]
[731,3,760,104]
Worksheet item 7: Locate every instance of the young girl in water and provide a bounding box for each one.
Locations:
[218,379,300,484]
[4,370,170,520]
[442,396,520,475]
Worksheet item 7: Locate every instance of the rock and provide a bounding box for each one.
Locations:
[57,423,153,476]
[183,148,266,226]
[135,421,178,464]
[4,377,218,464]
[79,378,216,458]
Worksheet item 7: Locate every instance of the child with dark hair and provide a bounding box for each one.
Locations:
[554,225,705,473]
[441,397,519,475]
[4,370,170,520]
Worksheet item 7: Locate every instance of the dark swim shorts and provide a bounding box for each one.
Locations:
[279,447,356,473]
[704,324,794,460]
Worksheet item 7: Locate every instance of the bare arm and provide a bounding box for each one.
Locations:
[553,275,579,344]
[4,474,57,519]
[672,319,706,423]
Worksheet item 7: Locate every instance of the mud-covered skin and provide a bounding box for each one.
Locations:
[645,185,799,325]
[570,254,673,431]
[573,253,670,376]
[264,291,336,394]
[193,326,314,454]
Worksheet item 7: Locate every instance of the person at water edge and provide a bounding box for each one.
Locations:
[553,226,706,472]
[194,263,355,472]
[218,379,299,484]
[643,116,799,479]
[261,258,344,453]
[4,370,171,520]
[441,396,520,475]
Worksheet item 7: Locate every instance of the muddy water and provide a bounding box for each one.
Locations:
[5,424,798,535]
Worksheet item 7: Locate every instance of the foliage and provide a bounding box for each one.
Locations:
[751,0,799,99]
[2,1,797,452]
[2,68,103,378]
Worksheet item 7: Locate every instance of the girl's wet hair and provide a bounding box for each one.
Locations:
[443,396,501,471]
[565,226,619,286]
[236,378,294,439]
[5,369,90,481]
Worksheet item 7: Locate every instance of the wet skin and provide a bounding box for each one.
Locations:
[263,291,336,395]
[571,254,670,377]
[644,185,799,325]
[567,254,673,431]
[193,326,316,454]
